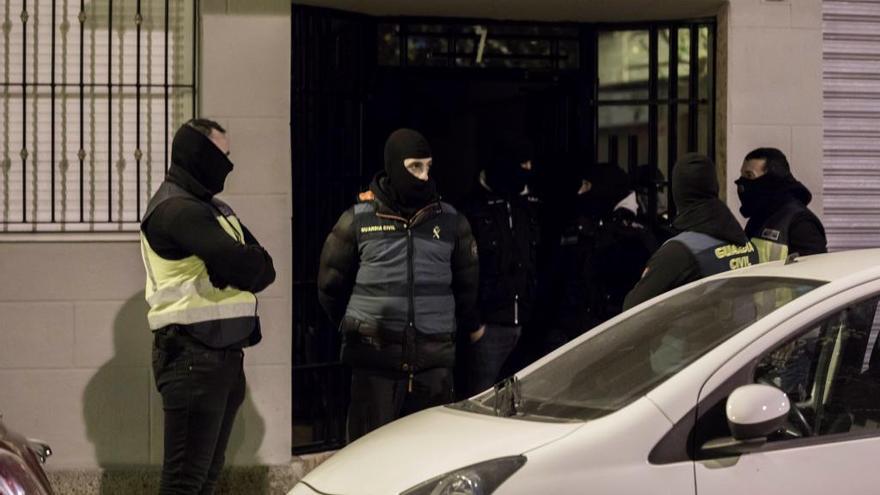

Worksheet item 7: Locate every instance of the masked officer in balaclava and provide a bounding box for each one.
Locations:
[141,118,276,495]
[579,163,656,323]
[736,147,827,262]
[623,153,759,310]
[459,136,540,397]
[318,128,479,441]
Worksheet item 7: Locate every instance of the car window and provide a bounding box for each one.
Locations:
[755,297,880,439]
[456,276,823,421]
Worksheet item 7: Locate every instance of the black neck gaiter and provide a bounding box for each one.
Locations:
[170,125,234,197]
[735,174,785,218]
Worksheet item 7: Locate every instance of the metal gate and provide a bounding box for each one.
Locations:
[291,4,373,454]
[291,5,716,454]
[823,0,880,251]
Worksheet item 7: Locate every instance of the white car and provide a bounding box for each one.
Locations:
[290,249,880,495]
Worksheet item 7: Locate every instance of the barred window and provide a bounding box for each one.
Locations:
[0,0,197,233]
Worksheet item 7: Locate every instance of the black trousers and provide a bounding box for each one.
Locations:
[466,324,521,397]
[347,367,453,442]
[152,328,246,495]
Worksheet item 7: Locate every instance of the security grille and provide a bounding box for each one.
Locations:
[377,22,580,70]
[0,0,197,233]
[822,0,880,250]
[291,4,716,454]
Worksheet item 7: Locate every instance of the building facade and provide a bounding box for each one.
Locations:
[0,0,875,488]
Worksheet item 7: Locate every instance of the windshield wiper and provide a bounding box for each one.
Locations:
[493,375,522,417]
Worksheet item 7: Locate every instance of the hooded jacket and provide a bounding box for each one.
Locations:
[738,176,827,259]
[460,166,540,328]
[623,153,758,310]
[140,124,276,348]
[543,164,657,335]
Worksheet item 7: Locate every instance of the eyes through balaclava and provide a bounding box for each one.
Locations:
[403,157,432,181]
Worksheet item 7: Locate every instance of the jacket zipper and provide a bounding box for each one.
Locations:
[376,203,437,226]
[514,294,519,325]
[377,203,437,390]
[406,224,416,386]
[508,201,519,326]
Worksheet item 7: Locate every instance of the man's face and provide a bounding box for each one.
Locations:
[740,158,767,180]
[208,129,231,157]
[403,157,432,181]
[577,179,592,195]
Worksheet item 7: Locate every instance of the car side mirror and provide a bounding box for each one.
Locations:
[700,384,790,457]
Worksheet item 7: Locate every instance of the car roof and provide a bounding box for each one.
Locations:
[716,248,880,283]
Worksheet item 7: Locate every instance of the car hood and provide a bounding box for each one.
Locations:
[298,405,582,495]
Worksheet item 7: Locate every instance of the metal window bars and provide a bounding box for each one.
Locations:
[0,0,197,232]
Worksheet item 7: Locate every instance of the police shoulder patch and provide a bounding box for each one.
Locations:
[761,228,782,241]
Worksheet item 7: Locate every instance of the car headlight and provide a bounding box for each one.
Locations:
[0,449,45,495]
[401,456,526,495]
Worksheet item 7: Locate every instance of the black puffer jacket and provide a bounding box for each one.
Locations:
[317,174,480,371]
[461,177,540,328]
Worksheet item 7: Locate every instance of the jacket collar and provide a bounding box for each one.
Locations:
[360,189,442,226]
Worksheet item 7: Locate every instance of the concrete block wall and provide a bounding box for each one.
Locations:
[200,3,293,466]
[723,0,824,220]
[0,1,293,474]
[0,243,154,469]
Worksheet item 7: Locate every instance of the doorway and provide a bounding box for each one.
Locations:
[291,4,715,453]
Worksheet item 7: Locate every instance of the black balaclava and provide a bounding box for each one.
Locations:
[383,128,437,213]
[672,152,719,212]
[579,163,632,218]
[483,134,534,197]
[541,151,584,222]
[635,164,668,216]
[672,152,748,245]
[169,124,233,198]
[485,160,529,198]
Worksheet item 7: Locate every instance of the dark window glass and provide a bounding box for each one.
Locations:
[755,297,880,439]
[559,40,579,69]
[658,29,671,98]
[598,30,649,101]
[677,103,693,155]
[698,103,711,156]
[456,277,823,422]
[677,28,691,100]
[385,23,580,69]
[598,105,649,168]
[699,26,712,102]
[377,23,400,66]
[407,36,449,67]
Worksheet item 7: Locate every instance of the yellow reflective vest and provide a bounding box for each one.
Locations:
[140,182,257,332]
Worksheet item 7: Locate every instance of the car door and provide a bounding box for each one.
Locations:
[693,286,880,495]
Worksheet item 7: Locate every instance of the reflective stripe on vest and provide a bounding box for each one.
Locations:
[751,237,789,263]
[747,200,821,263]
[140,211,257,331]
[669,231,760,277]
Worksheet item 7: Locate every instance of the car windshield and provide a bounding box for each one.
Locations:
[456,276,825,421]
